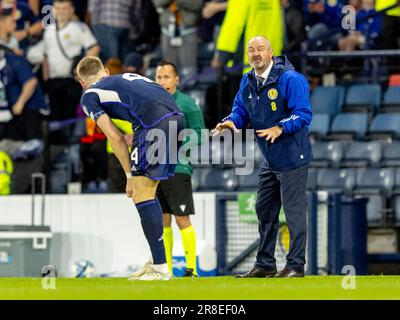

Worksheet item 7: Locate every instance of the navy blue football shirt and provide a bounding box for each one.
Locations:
[81,73,183,128]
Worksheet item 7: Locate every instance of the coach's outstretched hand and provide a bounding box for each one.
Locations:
[256,126,283,144]
[211,120,239,136]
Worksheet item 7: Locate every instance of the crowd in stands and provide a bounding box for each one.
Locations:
[0,0,399,196]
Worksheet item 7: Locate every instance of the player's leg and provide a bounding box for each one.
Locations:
[130,176,169,275]
[130,114,185,280]
[158,182,174,274]
[162,213,174,274]
[127,127,171,280]
[162,173,198,277]
[175,215,197,277]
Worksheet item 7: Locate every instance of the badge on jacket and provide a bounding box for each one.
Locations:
[268,88,278,100]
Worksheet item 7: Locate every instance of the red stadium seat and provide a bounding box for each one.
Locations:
[389,74,400,87]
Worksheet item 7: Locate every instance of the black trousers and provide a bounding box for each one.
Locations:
[0,108,43,141]
[46,78,82,121]
[254,164,309,272]
[80,140,108,184]
[380,14,400,50]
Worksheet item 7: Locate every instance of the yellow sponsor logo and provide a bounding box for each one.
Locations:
[271,102,277,111]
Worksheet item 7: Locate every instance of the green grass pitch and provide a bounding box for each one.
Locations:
[0,276,399,300]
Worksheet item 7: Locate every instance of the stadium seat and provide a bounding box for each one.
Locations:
[316,168,356,196]
[328,113,368,140]
[354,194,385,225]
[341,141,382,167]
[392,168,400,195]
[191,168,201,191]
[310,141,344,168]
[237,168,259,191]
[354,168,395,225]
[388,74,400,87]
[381,142,400,167]
[368,114,400,140]
[309,114,330,140]
[380,87,400,113]
[197,168,238,191]
[393,196,400,226]
[310,86,344,116]
[355,167,394,196]
[343,84,381,113]
[307,168,317,191]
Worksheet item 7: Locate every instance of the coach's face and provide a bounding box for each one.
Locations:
[156,65,179,95]
[248,37,273,74]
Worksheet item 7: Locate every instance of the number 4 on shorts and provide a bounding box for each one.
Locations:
[131,147,138,167]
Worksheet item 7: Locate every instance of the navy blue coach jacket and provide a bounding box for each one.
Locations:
[224,55,313,171]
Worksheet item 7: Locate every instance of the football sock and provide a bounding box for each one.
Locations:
[180,225,197,275]
[152,263,170,274]
[163,226,173,274]
[136,199,166,265]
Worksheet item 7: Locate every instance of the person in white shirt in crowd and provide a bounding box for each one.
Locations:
[27,0,100,128]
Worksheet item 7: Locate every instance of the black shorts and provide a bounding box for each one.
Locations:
[157,173,195,216]
[130,113,185,181]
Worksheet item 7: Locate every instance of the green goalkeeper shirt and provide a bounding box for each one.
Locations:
[172,90,205,176]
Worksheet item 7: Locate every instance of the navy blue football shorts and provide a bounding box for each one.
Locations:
[130,113,185,181]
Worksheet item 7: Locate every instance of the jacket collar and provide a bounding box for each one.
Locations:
[248,56,288,88]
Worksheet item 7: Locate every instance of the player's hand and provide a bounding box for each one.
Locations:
[211,55,222,69]
[202,1,221,19]
[256,126,283,143]
[123,134,133,145]
[125,177,133,198]
[12,102,24,116]
[13,30,28,41]
[211,120,239,136]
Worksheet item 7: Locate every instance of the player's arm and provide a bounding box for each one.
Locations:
[96,113,133,197]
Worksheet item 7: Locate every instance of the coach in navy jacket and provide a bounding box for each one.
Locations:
[213,36,312,278]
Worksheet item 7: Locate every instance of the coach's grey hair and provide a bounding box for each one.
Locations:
[248,36,272,49]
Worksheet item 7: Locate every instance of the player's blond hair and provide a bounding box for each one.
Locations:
[77,56,105,81]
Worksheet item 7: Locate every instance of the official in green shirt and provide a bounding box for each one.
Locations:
[155,60,205,277]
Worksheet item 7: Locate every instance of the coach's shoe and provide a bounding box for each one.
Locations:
[183,268,198,277]
[234,266,277,278]
[275,267,304,278]
[128,261,152,280]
